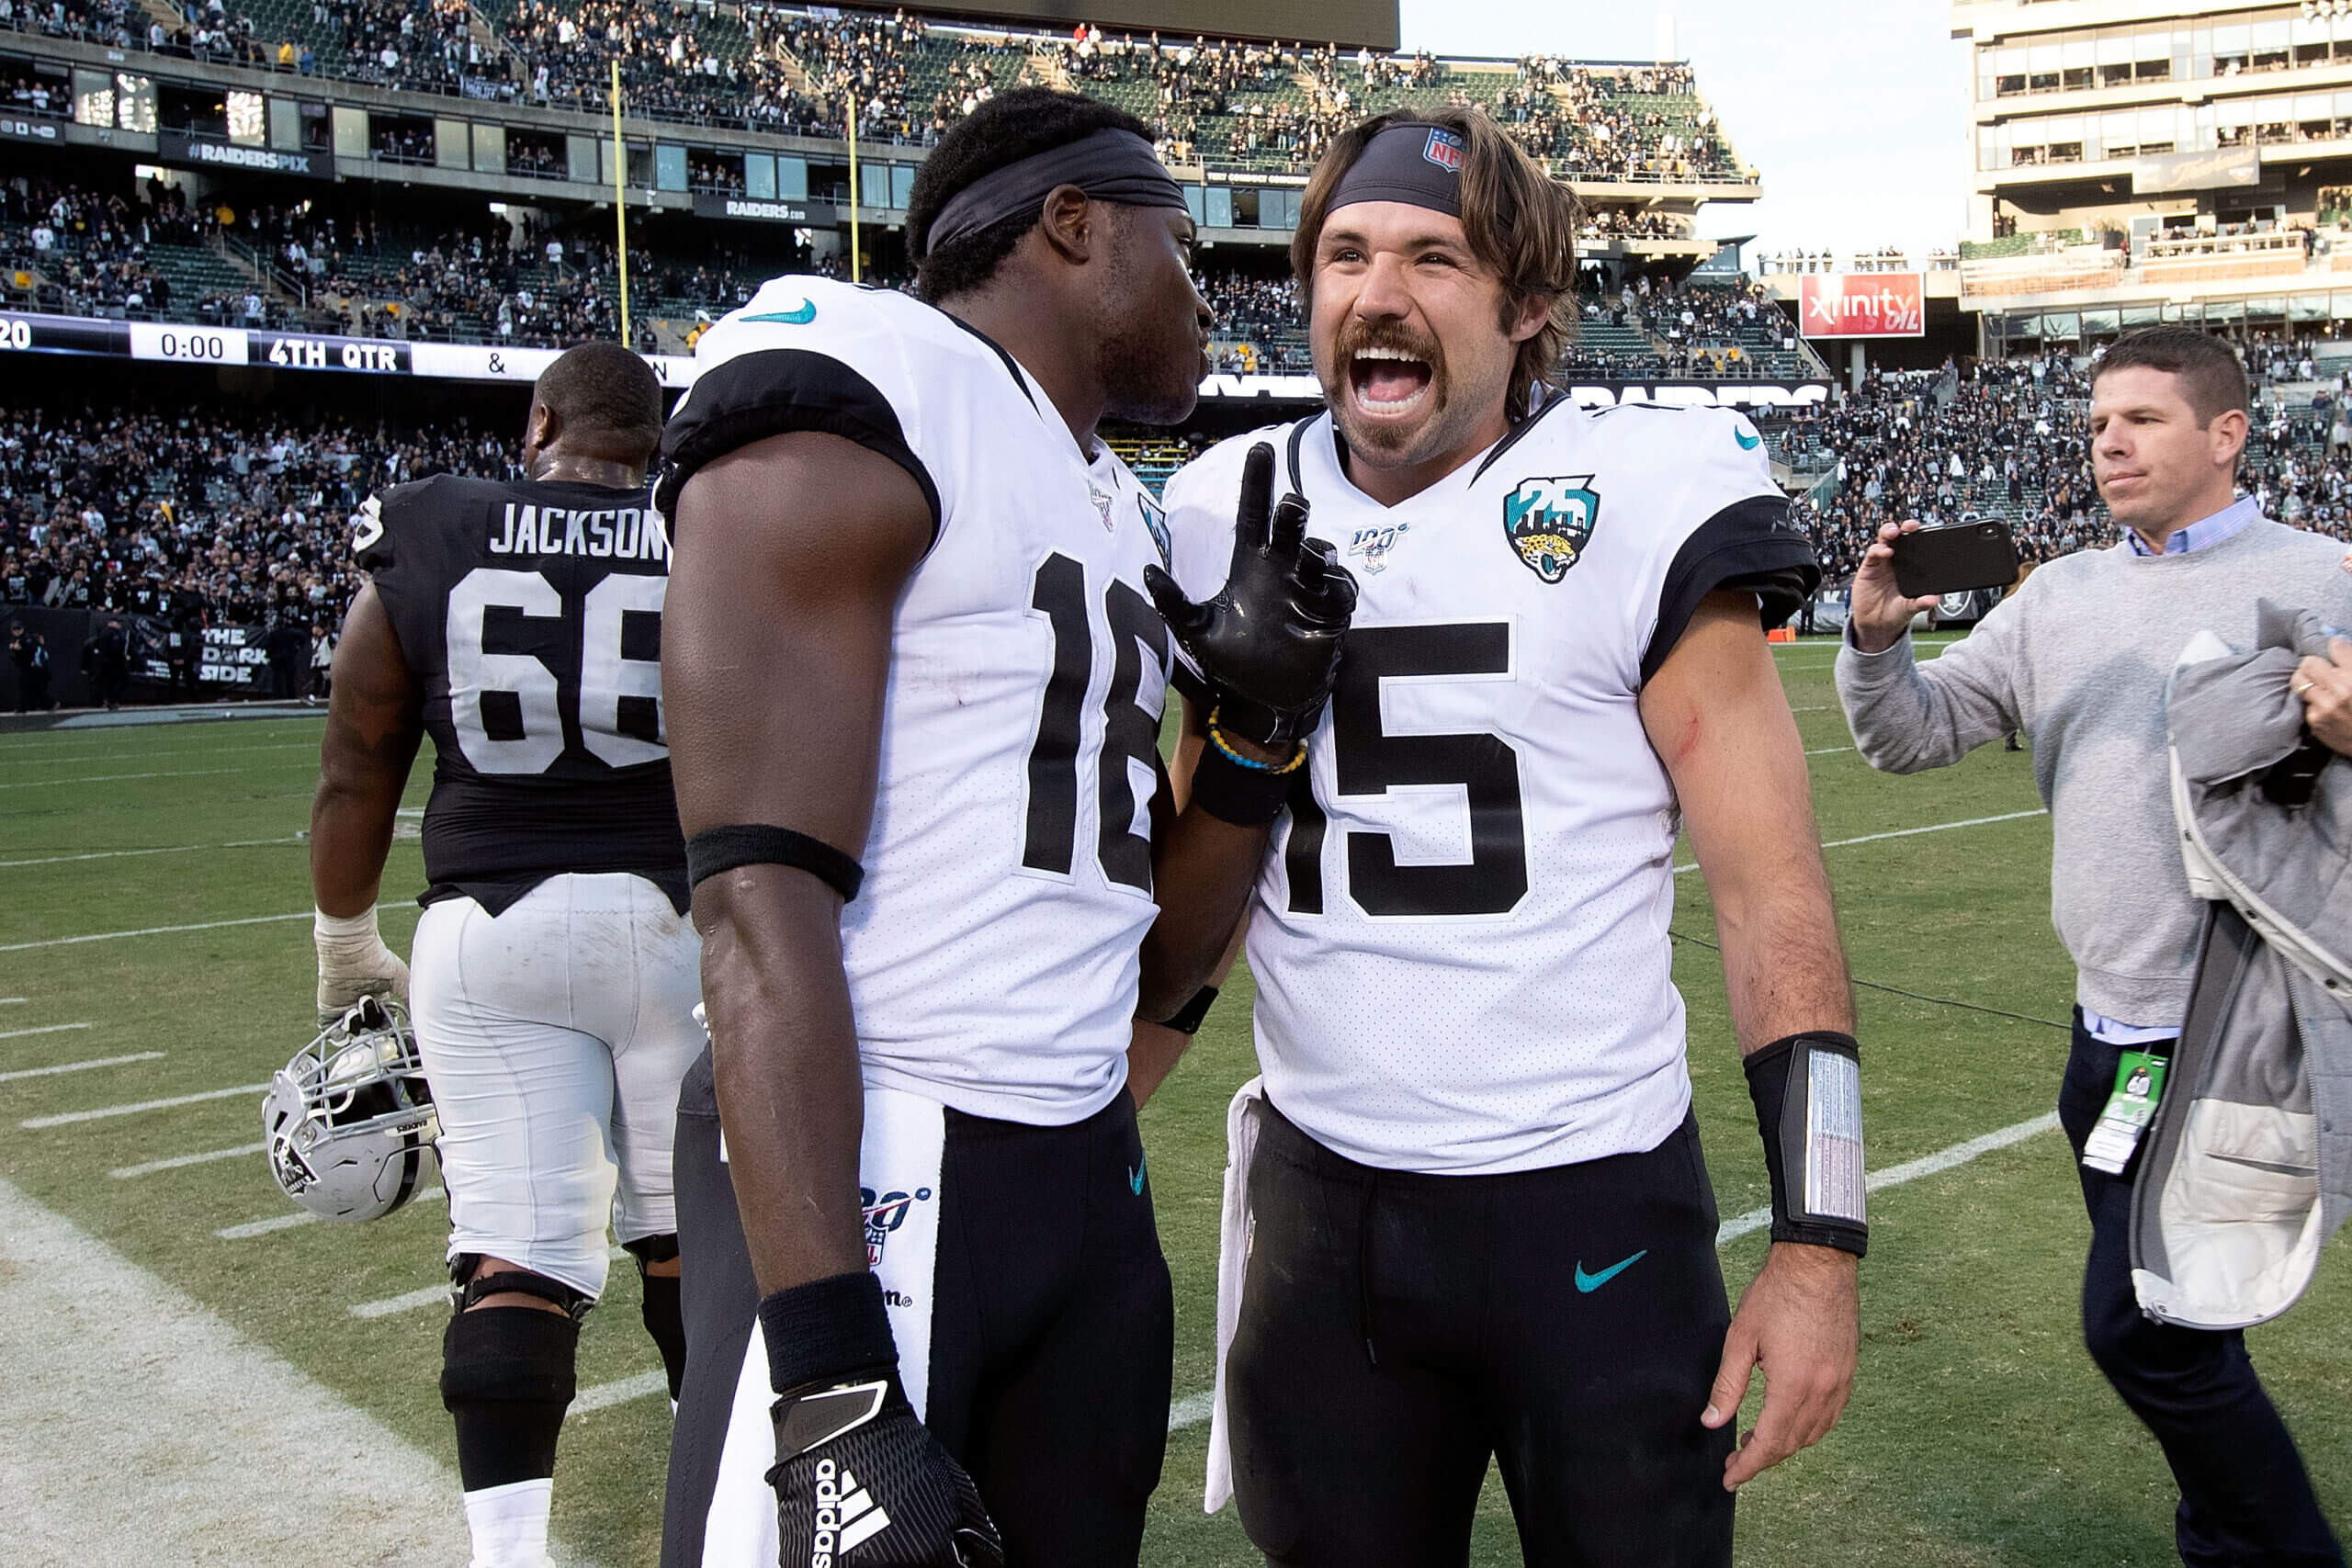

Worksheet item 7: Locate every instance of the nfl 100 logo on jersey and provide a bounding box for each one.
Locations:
[862,1184,933,1267]
[1503,477,1600,583]
[1346,521,1409,574]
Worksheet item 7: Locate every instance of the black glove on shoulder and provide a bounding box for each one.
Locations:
[760,1271,1001,1568]
[1145,441,1356,750]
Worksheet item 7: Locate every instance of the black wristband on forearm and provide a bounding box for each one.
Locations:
[1744,1031,1869,1258]
[1159,985,1219,1035]
[756,1269,899,1393]
[1188,742,1298,828]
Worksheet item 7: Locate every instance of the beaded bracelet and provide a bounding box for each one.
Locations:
[1207,707,1307,775]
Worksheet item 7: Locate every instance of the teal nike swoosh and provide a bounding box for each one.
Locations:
[1574,1250,1648,1293]
[743,300,816,325]
[1734,428,1761,449]
[1128,1157,1147,1196]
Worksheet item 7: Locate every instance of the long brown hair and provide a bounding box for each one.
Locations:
[1290,106,1580,421]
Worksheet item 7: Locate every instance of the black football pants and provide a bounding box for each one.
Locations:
[2059,1013,2344,1568]
[662,1048,1172,1568]
[1227,1100,1736,1568]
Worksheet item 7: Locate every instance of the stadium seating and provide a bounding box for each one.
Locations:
[10,4,1756,184]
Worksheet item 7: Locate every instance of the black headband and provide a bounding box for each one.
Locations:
[920,127,1189,259]
[1328,121,1465,218]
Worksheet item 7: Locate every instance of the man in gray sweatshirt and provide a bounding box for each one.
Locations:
[1838,325,2350,1568]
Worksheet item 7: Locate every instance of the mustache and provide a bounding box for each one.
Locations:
[1336,323,1444,369]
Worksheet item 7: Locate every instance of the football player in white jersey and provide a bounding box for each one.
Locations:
[309,343,696,1568]
[1159,108,1867,1566]
[654,91,1354,1568]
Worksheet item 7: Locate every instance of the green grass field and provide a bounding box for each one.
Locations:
[2,636,2346,1566]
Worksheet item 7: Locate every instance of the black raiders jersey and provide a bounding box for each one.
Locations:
[356,472,687,914]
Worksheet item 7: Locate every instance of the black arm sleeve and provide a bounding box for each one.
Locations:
[1639,494,1822,685]
[655,349,941,541]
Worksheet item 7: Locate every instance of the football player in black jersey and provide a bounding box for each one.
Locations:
[311,342,695,1568]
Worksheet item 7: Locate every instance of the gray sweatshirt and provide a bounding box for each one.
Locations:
[1835,516,2352,1025]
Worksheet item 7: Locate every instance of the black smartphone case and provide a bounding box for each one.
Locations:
[1892,522,2019,597]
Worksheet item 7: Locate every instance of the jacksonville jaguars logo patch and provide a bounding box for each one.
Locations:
[1503,476,1598,583]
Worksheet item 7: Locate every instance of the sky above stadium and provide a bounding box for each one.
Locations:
[1397,0,1969,259]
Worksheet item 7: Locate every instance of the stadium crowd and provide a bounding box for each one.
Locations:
[0,402,511,643]
[1779,347,2352,585]
[4,0,1748,180]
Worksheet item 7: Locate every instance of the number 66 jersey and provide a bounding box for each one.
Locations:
[1163,399,1819,1176]
[355,470,689,914]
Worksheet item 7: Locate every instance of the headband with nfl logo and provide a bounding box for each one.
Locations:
[1327,121,1466,218]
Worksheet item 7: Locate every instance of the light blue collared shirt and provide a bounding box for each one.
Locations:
[2122,493,2260,557]
[2088,494,2264,1044]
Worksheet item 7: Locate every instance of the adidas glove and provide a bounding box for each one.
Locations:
[763,1272,1001,1568]
[314,906,410,1031]
[1144,441,1356,750]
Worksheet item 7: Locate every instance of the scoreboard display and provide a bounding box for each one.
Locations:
[945,0,1396,50]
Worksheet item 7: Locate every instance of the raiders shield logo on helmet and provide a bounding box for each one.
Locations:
[1503,477,1599,583]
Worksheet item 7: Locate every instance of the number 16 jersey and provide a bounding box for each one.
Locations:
[658,277,1173,1128]
[1164,400,1817,1175]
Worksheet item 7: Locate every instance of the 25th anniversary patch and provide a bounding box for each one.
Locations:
[1503,476,1599,583]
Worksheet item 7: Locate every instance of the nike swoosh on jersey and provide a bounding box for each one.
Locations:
[1734,428,1761,449]
[1573,1250,1648,1293]
[1128,1156,1147,1195]
[742,300,817,325]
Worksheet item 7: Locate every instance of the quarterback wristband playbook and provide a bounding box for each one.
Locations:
[685,824,864,902]
[1744,1031,1869,1257]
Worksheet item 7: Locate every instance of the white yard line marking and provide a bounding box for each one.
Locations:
[0,836,304,870]
[1165,1109,2068,1434]
[0,1052,164,1083]
[216,1211,319,1240]
[0,1022,91,1040]
[216,1187,441,1241]
[0,998,22,1004]
[110,1141,266,1179]
[0,767,256,791]
[0,1173,473,1568]
[1675,808,2047,875]
[0,741,314,768]
[573,1370,670,1415]
[6,807,2048,954]
[1804,745,1851,756]
[1714,1112,2062,1245]
[0,901,401,953]
[348,1284,451,1320]
[20,1082,268,1129]
[1168,1390,1216,1433]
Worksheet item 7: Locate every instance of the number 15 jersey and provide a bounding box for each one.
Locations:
[1164,400,1817,1175]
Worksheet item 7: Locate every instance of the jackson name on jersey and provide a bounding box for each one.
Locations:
[1164,398,1817,1176]
[657,276,1176,1127]
[355,471,686,915]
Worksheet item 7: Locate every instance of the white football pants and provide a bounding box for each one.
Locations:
[410,872,703,1300]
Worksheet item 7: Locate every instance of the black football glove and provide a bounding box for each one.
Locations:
[769,1371,1002,1568]
[1144,441,1357,750]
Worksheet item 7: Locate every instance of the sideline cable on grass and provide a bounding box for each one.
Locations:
[1668,927,2072,1032]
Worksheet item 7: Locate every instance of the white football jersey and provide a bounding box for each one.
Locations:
[661,276,1176,1126]
[1165,400,1815,1174]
